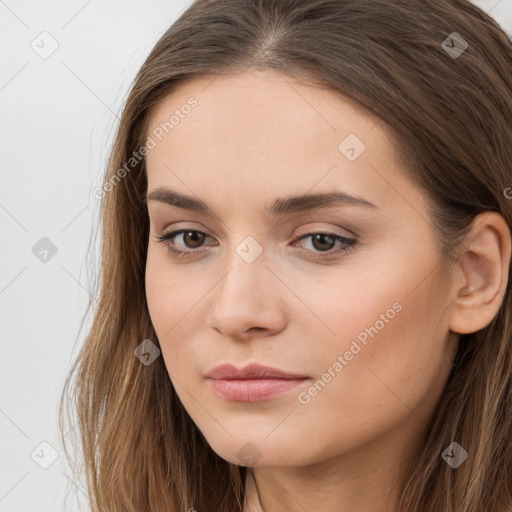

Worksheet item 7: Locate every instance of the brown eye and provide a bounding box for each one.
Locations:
[155,229,214,258]
[293,231,357,260]
[310,233,337,252]
[180,230,206,249]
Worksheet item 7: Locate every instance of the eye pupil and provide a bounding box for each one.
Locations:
[312,234,334,252]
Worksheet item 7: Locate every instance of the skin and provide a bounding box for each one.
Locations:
[143,68,511,512]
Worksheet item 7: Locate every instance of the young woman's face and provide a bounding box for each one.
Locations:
[144,69,459,469]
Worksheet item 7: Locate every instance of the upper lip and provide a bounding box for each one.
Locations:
[206,363,308,380]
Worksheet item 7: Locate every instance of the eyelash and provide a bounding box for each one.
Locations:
[154,228,357,261]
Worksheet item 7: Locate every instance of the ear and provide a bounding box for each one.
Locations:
[449,211,511,335]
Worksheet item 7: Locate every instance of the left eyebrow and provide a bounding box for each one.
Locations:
[145,187,379,217]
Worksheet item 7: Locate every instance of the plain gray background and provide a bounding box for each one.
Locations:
[1,1,511,510]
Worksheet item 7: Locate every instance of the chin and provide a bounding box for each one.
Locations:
[206,436,309,468]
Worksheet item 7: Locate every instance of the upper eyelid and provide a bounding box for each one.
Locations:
[158,223,356,238]
[159,227,356,246]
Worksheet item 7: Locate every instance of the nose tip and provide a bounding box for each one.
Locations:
[206,262,287,341]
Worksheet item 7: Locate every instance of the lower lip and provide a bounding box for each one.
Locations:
[209,378,308,402]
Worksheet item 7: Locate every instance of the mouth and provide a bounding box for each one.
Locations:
[208,378,309,402]
[205,363,310,402]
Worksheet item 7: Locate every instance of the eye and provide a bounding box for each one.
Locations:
[292,231,357,260]
[154,229,357,260]
[154,229,214,258]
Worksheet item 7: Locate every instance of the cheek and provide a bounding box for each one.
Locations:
[304,244,449,378]
[145,249,200,331]
[302,269,451,433]
[145,251,213,374]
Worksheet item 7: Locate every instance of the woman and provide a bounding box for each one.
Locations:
[59,1,512,511]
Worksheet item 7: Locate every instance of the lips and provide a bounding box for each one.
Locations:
[205,363,310,402]
[205,363,308,380]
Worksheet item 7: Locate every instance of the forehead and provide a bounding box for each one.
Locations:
[146,68,376,158]
[144,68,425,217]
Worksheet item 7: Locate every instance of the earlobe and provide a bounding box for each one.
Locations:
[449,212,511,335]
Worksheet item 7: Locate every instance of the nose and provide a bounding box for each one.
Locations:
[204,245,287,341]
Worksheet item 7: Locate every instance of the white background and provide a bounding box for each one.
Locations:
[1,1,511,510]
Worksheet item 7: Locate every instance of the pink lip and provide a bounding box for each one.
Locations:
[206,363,310,402]
[206,363,308,380]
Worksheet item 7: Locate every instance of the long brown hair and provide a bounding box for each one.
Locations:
[59,1,512,510]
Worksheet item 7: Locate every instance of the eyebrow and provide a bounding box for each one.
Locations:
[145,187,379,217]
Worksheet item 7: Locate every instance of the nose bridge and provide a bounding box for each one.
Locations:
[206,220,288,340]
[217,235,267,305]
[204,233,282,336]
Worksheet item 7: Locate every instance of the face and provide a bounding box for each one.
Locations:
[144,69,459,469]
